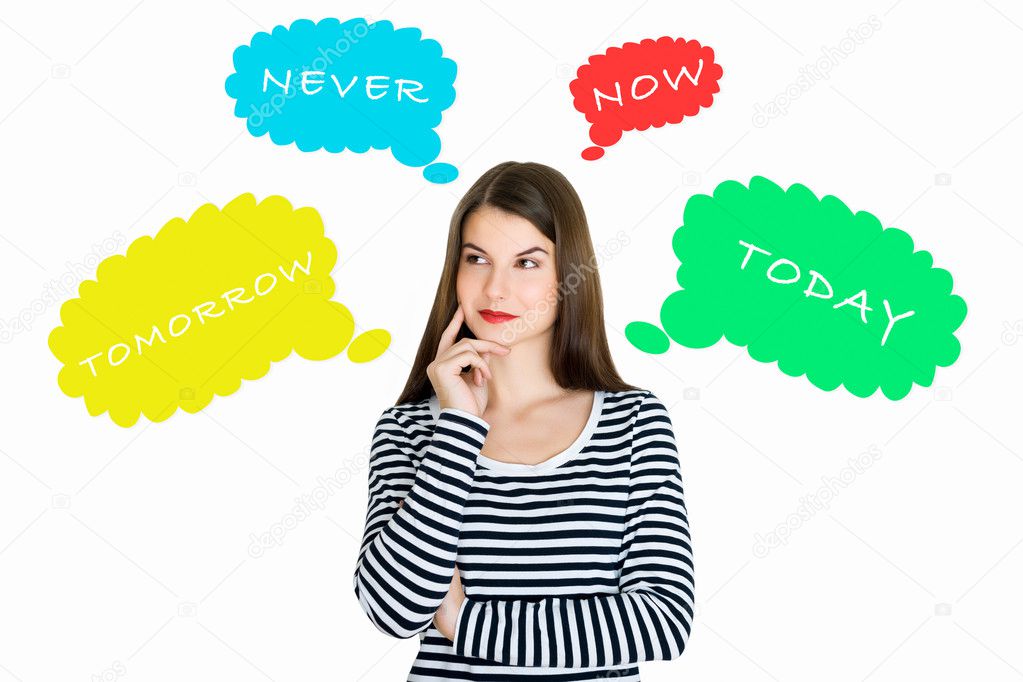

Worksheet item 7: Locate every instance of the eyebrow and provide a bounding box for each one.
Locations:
[462,242,549,257]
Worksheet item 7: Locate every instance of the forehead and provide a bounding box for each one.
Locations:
[462,205,552,252]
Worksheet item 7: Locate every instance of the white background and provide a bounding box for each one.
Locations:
[1,1,1021,680]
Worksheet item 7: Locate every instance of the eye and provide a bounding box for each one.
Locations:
[463,254,540,268]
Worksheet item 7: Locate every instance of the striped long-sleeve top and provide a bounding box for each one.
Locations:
[352,388,695,681]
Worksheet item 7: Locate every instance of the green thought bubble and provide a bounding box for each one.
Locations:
[626,176,968,400]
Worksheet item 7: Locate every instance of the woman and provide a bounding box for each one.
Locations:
[352,161,695,680]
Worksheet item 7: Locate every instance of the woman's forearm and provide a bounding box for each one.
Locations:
[353,406,490,638]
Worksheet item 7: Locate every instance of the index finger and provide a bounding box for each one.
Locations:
[436,303,465,356]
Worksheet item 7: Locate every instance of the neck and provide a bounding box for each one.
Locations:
[484,330,566,410]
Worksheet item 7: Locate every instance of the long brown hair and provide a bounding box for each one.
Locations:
[395,161,639,406]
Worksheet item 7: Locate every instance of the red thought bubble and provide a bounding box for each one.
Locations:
[570,37,723,160]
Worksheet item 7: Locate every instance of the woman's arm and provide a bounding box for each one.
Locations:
[353,405,490,638]
[451,393,695,668]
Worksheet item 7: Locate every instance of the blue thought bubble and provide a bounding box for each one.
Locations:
[225,18,458,184]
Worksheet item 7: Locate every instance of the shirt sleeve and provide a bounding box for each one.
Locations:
[451,392,695,668]
[353,404,491,638]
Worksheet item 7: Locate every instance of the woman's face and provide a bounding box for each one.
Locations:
[456,205,559,346]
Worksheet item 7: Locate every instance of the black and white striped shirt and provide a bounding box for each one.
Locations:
[353,389,695,680]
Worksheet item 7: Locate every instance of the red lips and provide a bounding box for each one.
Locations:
[479,309,518,324]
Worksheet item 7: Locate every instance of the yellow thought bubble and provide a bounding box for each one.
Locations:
[48,193,390,427]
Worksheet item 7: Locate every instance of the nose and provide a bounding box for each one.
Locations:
[483,266,509,303]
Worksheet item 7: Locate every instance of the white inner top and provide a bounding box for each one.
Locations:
[427,390,606,474]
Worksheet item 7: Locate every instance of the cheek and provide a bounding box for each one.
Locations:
[455,269,475,296]
[524,277,559,312]
[454,275,467,308]
[457,266,485,285]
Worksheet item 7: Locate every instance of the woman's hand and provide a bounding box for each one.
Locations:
[426,303,510,418]
[433,563,465,641]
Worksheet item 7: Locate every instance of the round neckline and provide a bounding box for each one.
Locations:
[427,390,605,474]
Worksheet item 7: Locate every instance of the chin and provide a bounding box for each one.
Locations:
[477,328,512,344]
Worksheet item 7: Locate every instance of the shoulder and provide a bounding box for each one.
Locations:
[604,388,677,449]
[611,390,681,479]
[601,388,672,423]
[385,395,433,420]
[368,398,436,466]
[372,395,438,440]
